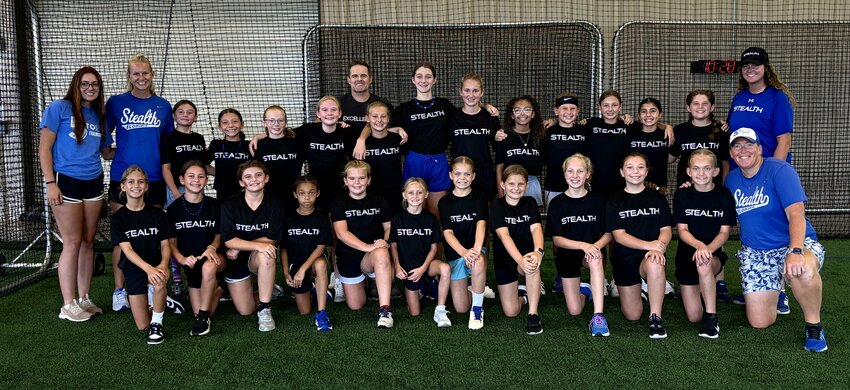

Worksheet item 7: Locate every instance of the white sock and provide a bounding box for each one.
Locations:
[435,304,446,312]
[472,292,484,308]
[151,311,164,325]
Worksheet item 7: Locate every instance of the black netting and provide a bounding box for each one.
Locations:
[613,21,850,237]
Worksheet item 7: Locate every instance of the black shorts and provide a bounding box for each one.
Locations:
[403,276,434,291]
[493,255,519,285]
[335,251,366,280]
[674,247,728,286]
[109,179,166,206]
[119,258,157,296]
[182,256,224,289]
[554,249,604,279]
[56,172,104,202]
[224,251,252,283]
[288,260,313,294]
[611,254,644,287]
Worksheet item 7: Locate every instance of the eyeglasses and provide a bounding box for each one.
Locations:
[512,108,533,114]
[731,141,758,151]
[80,82,100,89]
[264,118,286,124]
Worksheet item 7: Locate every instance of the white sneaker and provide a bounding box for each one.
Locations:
[377,307,394,329]
[147,284,154,307]
[469,285,497,299]
[539,281,546,296]
[112,288,129,311]
[468,306,484,330]
[433,307,452,328]
[258,308,276,332]
[603,278,610,297]
[332,275,345,303]
[608,279,620,298]
[59,300,92,322]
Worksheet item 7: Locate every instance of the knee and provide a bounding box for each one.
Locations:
[439,263,451,278]
[314,259,328,274]
[201,262,218,280]
[346,300,365,311]
[748,317,776,329]
[567,306,583,317]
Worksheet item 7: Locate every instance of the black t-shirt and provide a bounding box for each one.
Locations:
[209,139,251,201]
[606,188,673,260]
[448,109,500,167]
[364,133,403,193]
[393,97,455,155]
[389,209,442,270]
[330,193,391,259]
[585,117,630,195]
[670,122,730,186]
[166,195,220,258]
[283,209,333,266]
[628,124,669,187]
[253,136,303,200]
[543,124,588,192]
[294,122,350,180]
[110,204,173,271]
[489,196,542,259]
[495,131,544,176]
[160,131,209,183]
[546,191,606,262]
[673,185,737,246]
[438,190,489,260]
[338,92,394,133]
[220,194,284,244]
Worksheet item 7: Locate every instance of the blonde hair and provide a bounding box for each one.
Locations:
[450,156,476,172]
[402,177,428,193]
[343,160,371,178]
[125,54,156,94]
[316,95,341,112]
[562,153,594,190]
[501,164,528,183]
[120,164,148,183]
[688,148,718,168]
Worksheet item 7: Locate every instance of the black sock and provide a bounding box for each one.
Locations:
[380,305,391,312]
[805,322,822,328]
[258,301,271,311]
[198,310,210,319]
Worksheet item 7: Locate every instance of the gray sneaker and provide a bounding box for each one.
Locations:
[59,300,92,322]
[77,295,103,315]
[258,308,276,332]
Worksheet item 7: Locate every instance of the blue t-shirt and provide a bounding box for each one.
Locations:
[727,87,793,166]
[106,92,174,181]
[40,99,112,180]
[725,158,816,250]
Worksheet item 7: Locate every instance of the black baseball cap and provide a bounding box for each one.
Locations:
[740,47,769,66]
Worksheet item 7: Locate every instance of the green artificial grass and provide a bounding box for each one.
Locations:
[1,240,847,388]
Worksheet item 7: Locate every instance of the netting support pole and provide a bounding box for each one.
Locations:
[15,1,38,209]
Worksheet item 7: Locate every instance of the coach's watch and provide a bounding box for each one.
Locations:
[536,247,545,256]
[790,247,804,255]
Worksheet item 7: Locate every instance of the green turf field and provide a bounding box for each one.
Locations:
[1,240,847,388]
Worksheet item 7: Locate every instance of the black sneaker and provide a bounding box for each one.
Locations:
[147,322,165,345]
[526,313,543,335]
[190,315,211,336]
[648,314,667,339]
[698,314,719,339]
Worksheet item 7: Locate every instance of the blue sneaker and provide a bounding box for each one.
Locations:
[468,306,484,330]
[589,313,610,337]
[804,326,827,352]
[777,290,790,315]
[579,282,593,302]
[716,280,733,303]
[552,276,563,294]
[732,294,746,305]
[315,309,333,332]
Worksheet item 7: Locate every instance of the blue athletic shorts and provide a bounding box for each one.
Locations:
[403,151,451,192]
[448,257,471,281]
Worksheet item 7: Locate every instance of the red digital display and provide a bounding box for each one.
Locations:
[690,60,738,74]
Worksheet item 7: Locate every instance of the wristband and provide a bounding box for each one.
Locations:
[45,180,56,185]
[536,247,545,256]
[207,245,218,251]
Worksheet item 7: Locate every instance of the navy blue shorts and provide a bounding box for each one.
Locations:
[109,179,166,206]
[403,151,451,192]
[403,276,434,291]
[56,172,104,203]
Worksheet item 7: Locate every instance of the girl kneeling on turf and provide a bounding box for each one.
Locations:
[673,149,736,338]
[110,165,172,344]
[282,175,333,332]
[438,156,490,329]
[220,160,283,332]
[330,160,395,328]
[607,152,673,339]
[166,160,225,337]
[546,153,612,336]
[390,178,451,327]
[489,164,545,335]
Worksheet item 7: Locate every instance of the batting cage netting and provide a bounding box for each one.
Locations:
[1,0,848,296]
